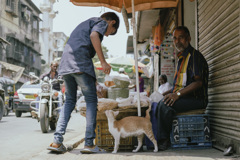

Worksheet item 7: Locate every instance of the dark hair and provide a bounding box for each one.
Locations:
[101,12,120,35]
[160,74,167,83]
[139,72,142,77]
[174,26,190,37]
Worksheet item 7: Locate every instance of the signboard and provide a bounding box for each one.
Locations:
[160,34,175,85]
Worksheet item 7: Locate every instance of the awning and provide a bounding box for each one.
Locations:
[70,0,179,13]
[0,61,25,83]
[0,37,10,45]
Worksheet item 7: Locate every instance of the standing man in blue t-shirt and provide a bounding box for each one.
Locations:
[47,12,119,154]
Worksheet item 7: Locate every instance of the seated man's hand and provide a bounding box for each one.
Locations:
[163,93,179,106]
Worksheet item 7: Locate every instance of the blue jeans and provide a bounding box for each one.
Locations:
[156,97,206,141]
[53,73,97,146]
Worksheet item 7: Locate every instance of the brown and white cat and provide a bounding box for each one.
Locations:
[105,105,158,153]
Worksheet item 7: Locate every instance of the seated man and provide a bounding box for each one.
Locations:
[156,26,209,150]
[158,74,172,95]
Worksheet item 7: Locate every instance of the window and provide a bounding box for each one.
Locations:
[6,0,11,7]
[6,0,15,10]
[5,0,17,17]
[33,19,38,29]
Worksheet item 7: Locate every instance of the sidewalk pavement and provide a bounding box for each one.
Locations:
[31,131,239,160]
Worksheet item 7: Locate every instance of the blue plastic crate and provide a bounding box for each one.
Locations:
[170,114,212,149]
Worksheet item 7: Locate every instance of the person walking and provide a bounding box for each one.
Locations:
[47,12,120,154]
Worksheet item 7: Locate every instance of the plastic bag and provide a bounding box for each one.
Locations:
[129,91,148,97]
[116,97,134,108]
[149,91,163,103]
[96,83,108,98]
[104,74,115,87]
[130,92,150,107]
[142,58,154,78]
[104,69,119,87]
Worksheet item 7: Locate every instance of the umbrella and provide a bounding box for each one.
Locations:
[70,0,179,116]
[94,56,145,73]
[70,0,179,13]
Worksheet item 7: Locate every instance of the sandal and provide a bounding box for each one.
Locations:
[80,145,106,154]
[47,143,67,153]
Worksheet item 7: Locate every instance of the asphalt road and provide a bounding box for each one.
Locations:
[0,111,85,160]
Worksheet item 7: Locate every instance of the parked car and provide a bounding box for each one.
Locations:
[13,81,41,117]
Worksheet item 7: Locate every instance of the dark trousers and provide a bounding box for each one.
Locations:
[155,98,206,141]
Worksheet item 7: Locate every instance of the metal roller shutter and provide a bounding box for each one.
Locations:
[197,0,240,153]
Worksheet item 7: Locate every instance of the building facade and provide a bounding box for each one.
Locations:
[39,0,57,69]
[53,32,68,60]
[0,0,42,86]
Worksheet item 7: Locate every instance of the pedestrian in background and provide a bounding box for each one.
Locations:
[158,74,172,95]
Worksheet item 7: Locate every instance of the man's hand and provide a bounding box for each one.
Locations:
[101,61,111,75]
[163,93,179,106]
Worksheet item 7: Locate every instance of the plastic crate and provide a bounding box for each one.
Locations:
[95,120,134,151]
[170,114,212,149]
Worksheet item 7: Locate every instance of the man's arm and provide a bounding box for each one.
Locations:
[90,31,111,74]
[164,75,203,106]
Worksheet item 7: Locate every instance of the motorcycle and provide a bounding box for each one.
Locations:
[30,76,64,133]
[0,77,15,119]
[4,85,14,116]
[0,83,5,121]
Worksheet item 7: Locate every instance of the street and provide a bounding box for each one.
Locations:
[0,111,236,160]
[0,111,85,160]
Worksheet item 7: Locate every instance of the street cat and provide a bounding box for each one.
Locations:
[105,105,158,153]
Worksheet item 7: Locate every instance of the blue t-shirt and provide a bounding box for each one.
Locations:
[58,17,108,78]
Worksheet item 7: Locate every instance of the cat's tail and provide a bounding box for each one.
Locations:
[145,102,152,120]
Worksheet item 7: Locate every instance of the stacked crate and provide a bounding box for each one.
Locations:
[95,120,133,151]
[170,114,212,149]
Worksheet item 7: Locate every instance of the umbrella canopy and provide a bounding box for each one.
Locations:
[94,56,145,73]
[70,0,179,13]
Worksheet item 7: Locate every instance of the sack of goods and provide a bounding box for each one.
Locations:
[108,88,129,100]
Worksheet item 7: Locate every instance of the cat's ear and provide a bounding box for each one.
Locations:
[114,111,119,116]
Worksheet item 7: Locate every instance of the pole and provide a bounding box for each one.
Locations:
[131,0,141,116]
